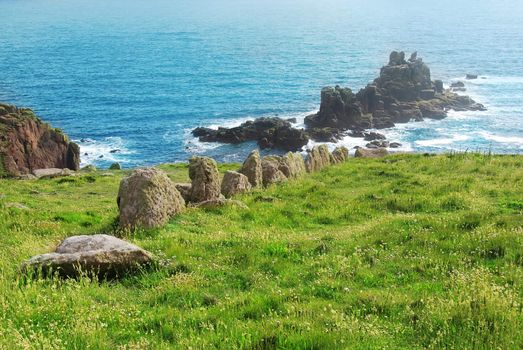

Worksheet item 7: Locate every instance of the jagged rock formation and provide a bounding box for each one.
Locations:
[305,51,486,132]
[21,234,153,279]
[117,168,185,229]
[192,117,309,152]
[0,103,80,177]
[191,52,485,152]
[189,156,221,203]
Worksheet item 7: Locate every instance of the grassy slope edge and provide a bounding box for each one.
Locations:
[0,154,522,349]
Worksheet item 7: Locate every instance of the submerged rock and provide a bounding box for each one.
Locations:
[21,234,153,279]
[0,103,80,177]
[117,168,185,229]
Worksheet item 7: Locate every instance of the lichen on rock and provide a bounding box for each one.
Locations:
[117,168,185,230]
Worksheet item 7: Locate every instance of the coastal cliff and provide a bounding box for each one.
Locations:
[0,103,79,177]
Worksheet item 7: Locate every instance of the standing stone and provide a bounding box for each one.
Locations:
[117,168,185,229]
[281,152,306,179]
[189,156,221,203]
[239,150,263,188]
[261,157,287,187]
[221,171,252,198]
[330,146,349,164]
[305,145,331,172]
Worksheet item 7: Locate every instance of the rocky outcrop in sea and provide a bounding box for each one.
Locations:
[305,51,486,133]
[0,103,80,177]
[192,51,486,151]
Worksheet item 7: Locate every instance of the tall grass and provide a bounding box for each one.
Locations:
[0,153,522,349]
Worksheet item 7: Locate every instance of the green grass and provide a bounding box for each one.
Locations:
[0,153,522,349]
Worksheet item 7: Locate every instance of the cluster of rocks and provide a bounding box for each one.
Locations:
[192,117,309,152]
[0,103,80,177]
[191,51,486,153]
[305,51,485,134]
[117,145,352,230]
[21,142,390,279]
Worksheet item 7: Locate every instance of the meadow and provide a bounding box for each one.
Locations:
[0,153,522,349]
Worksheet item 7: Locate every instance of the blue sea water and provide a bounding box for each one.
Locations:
[1,0,522,167]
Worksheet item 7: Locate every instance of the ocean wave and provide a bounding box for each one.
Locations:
[478,131,523,148]
[455,76,523,85]
[76,137,134,166]
[415,134,470,147]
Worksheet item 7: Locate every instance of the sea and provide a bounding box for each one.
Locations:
[1,0,522,167]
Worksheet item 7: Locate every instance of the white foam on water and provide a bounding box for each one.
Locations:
[456,76,523,85]
[477,131,523,148]
[415,134,470,147]
[76,137,134,166]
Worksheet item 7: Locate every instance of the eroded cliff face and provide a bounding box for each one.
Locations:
[0,103,80,177]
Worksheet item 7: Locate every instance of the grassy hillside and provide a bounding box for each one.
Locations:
[0,153,522,349]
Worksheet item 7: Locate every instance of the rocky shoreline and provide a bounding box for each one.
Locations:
[192,51,486,151]
[1,51,487,176]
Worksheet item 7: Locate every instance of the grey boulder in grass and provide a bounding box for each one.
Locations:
[221,170,251,198]
[117,168,185,229]
[189,156,221,203]
[21,234,153,279]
